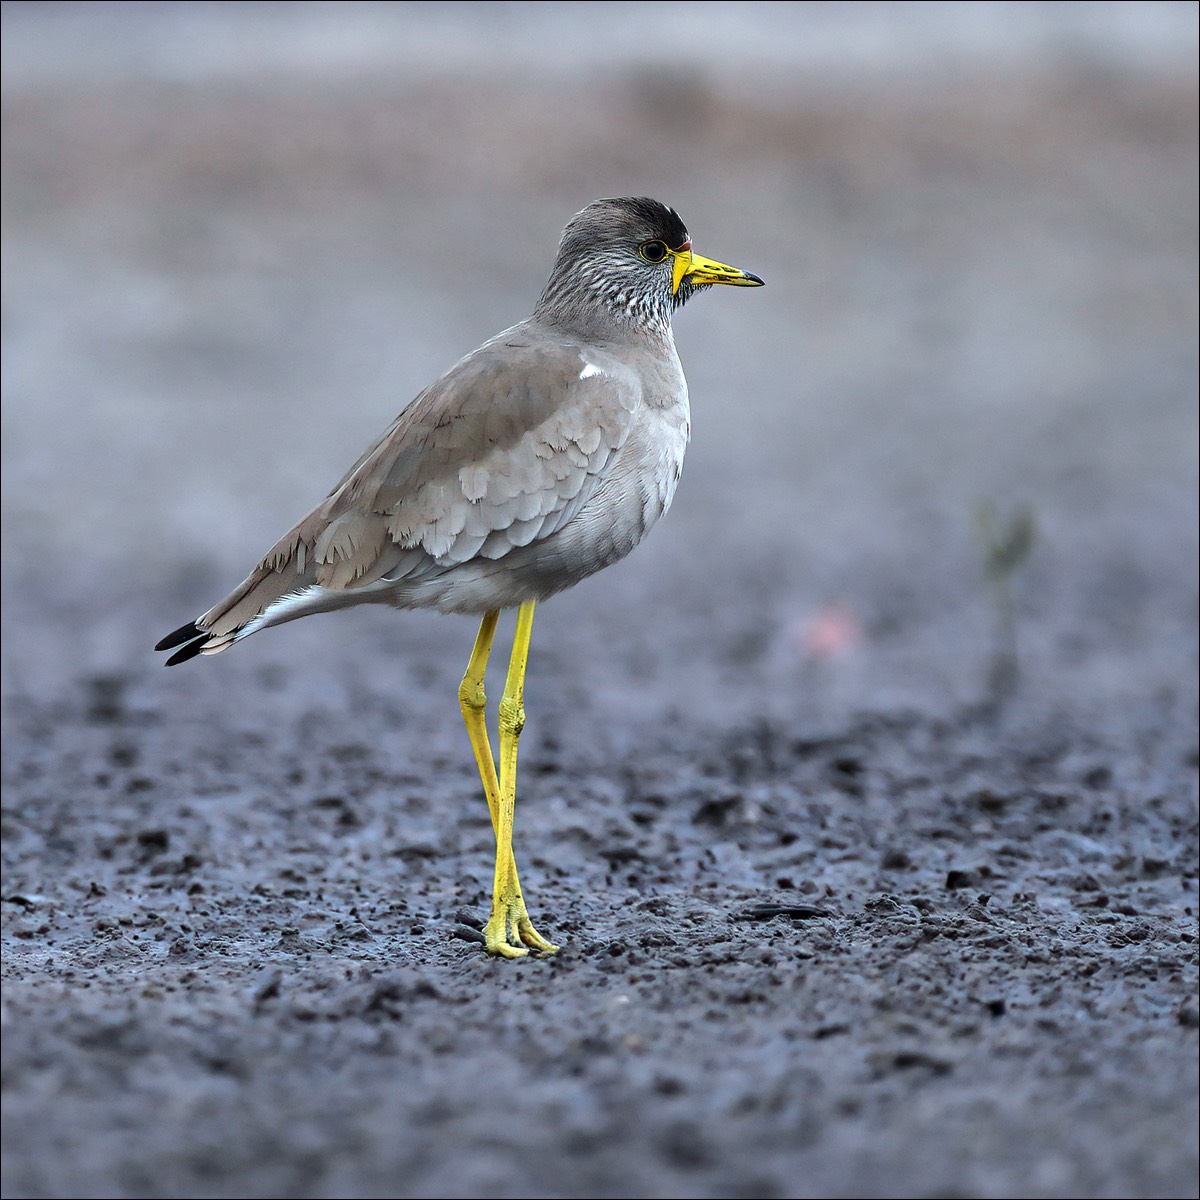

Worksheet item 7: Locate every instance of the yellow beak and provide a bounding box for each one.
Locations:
[671,247,764,295]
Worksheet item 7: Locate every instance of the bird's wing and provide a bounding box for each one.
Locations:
[196,330,641,639]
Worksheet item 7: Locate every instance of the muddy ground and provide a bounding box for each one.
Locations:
[2,6,1197,1198]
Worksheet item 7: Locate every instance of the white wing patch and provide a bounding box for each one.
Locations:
[578,362,606,381]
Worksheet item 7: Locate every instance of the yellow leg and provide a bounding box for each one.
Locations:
[458,604,557,957]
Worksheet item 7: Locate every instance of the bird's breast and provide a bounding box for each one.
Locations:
[579,373,690,563]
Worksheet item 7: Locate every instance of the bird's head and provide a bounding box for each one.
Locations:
[535,196,763,337]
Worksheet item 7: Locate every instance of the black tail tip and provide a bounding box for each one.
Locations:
[155,621,201,652]
[164,640,207,666]
[156,621,207,665]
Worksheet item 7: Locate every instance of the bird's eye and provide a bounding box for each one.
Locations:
[639,240,669,264]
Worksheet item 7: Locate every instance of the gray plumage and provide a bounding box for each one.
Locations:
[157,197,761,665]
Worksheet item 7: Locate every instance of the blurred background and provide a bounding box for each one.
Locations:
[3,8,1197,1198]
[2,0,1197,724]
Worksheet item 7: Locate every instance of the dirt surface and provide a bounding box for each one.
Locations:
[2,6,1198,1199]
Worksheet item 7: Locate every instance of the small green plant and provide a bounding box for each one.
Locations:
[973,500,1037,704]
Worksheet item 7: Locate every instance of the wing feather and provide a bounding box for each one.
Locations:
[186,325,643,641]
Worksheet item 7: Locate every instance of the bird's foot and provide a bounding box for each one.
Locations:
[484,898,558,958]
[515,915,558,954]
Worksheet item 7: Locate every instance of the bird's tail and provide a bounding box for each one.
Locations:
[155,530,322,665]
[154,618,224,666]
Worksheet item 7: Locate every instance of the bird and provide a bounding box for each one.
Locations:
[156,196,763,958]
